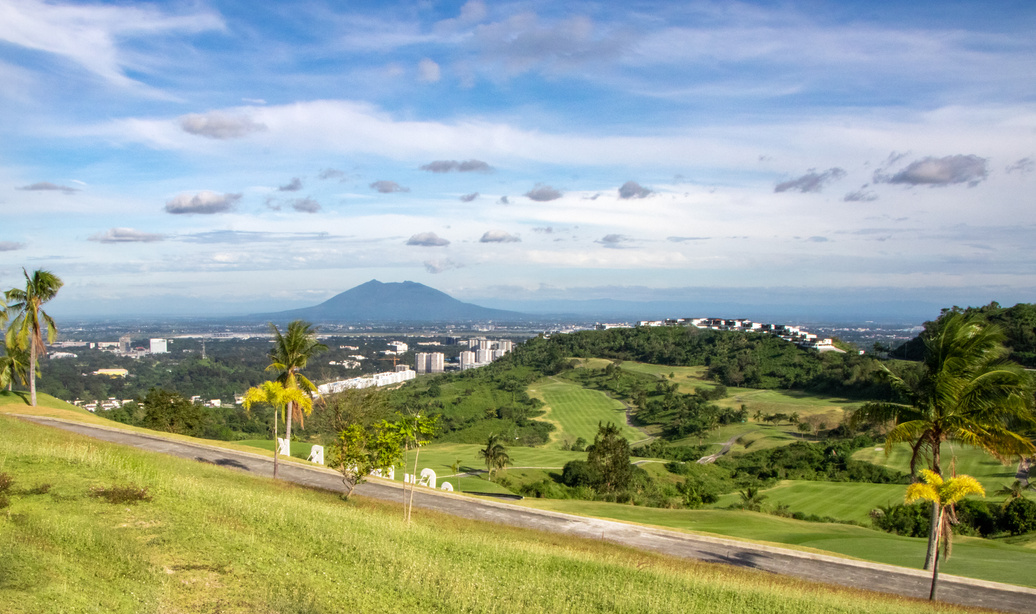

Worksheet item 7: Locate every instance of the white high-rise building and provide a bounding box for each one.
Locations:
[149,338,168,354]
[415,352,445,374]
[477,348,493,364]
[459,351,475,370]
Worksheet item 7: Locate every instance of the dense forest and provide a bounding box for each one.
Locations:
[891,302,1036,367]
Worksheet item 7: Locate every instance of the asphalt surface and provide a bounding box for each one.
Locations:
[18,415,1036,613]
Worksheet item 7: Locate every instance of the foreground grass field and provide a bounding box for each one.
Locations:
[0,415,984,614]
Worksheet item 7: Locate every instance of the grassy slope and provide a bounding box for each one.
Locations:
[0,415,973,614]
[528,376,646,445]
[853,445,1024,493]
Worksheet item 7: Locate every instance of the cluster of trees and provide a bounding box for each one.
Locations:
[1,269,63,407]
[874,487,1036,539]
[892,302,1036,367]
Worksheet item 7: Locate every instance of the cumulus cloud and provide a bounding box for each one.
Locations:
[525,184,562,201]
[424,258,463,274]
[318,168,347,180]
[179,112,267,139]
[291,197,321,213]
[877,155,988,187]
[667,236,708,242]
[774,168,847,193]
[459,192,479,202]
[480,230,520,243]
[419,159,493,173]
[370,180,410,193]
[844,188,878,202]
[418,58,441,83]
[597,234,632,248]
[278,177,302,191]
[0,241,26,251]
[407,232,450,246]
[165,191,241,214]
[88,227,165,243]
[532,226,553,234]
[17,181,79,194]
[1005,158,1034,175]
[618,181,652,199]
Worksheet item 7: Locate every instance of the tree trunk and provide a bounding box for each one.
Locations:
[273,406,279,479]
[28,338,37,407]
[929,513,943,600]
[924,441,942,570]
[283,401,293,458]
[407,445,421,524]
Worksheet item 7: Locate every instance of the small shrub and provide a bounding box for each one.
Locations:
[90,484,153,504]
[0,472,13,494]
[0,494,9,509]
[23,483,52,496]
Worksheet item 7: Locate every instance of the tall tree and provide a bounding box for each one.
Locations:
[267,320,327,455]
[477,433,512,482]
[242,380,312,479]
[586,422,636,493]
[905,470,985,600]
[0,330,33,392]
[5,269,63,406]
[853,312,1036,569]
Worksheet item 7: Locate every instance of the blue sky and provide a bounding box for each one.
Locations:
[1,0,1034,318]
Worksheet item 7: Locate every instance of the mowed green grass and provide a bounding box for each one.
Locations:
[529,377,647,445]
[710,481,907,524]
[520,499,1036,588]
[853,444,1024,493]
[0,415,974,614]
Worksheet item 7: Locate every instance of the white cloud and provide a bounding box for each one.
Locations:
[0,0,222,90]
[407,232,450,246]
[180,112,267,139]
[480,230,520,243]
[418,58,441,83]
[88,227,164,243]
[165,191,241,214]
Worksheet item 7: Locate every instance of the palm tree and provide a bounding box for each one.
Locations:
[852,312,1036,569]
[993,480,1032,504]
[4,269,63,406]
[267,320,327,456]
[905,470,985,600]
[477,433,511,482]
[0,330,34,392]
[242,380,312,479]
[738,486,767,512]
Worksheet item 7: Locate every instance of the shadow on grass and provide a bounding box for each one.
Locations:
[0,391,31,405]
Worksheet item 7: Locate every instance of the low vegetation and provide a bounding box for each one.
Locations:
[0,414,982,613]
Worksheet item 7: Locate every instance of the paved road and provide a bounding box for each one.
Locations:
[18,415,1036,613]
[697,432,747,464]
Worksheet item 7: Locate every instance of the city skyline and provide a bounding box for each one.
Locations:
[2,0,1034,318]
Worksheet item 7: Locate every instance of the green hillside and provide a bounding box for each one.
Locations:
[0,415,976,613]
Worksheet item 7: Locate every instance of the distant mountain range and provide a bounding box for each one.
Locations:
[256,280,527,323]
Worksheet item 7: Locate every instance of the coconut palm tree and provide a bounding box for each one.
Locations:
[4,269,63,406]
[477,433,512,482]
[0,331,34,392]
[852,312,1036,569]
[267,320,327,455]
[993,479,1032,504]
[905,470,986,600]
[242,380,312,479]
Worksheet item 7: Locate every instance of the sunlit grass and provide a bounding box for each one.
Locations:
[0,414,981,613]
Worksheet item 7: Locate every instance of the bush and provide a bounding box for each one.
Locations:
[561,460,601,489]
[1002,497,1036,535]
[0,472,13,494]
[90,484,153,504]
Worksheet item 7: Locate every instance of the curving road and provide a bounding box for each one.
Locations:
[17,415,1035,614]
